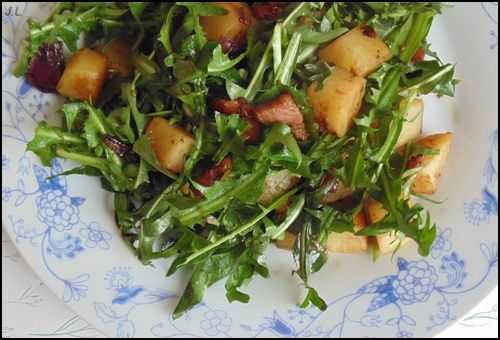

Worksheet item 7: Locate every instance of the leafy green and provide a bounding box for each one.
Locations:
[22,1,457,318]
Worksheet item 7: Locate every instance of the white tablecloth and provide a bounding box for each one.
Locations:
[2,228,497,338]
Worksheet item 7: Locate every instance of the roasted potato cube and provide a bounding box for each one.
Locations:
[318,25,392,77]
[326,211,368,253]
[199,2,255,52]
[259,169,301,205]
[146,117,195,173]
[411,132,453,194]
[308,67,366,137]
[99,38,133,77]
[364,197,409,254]
[396,99,424,148]
[275,231,297,250]
[57,48,108,102]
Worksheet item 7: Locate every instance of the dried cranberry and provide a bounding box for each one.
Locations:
[26,42,65,93]
[102,134,132,158]
[361,25,377,38]
[411,48,426,63]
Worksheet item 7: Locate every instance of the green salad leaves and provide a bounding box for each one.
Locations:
[19,2,458,318]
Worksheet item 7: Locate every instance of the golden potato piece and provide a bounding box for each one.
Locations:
[57,48,108,102]
[275,231,297,250]
[146,117,195,173]
[308,67,366,137]
[364,197,409,255]
[326,211,368,253]
[199,2,255,52]
[396,99,424,149]
[259,169,301,205]
[411,132,453,195]
[99,38,134,78]
[318,25,392,77]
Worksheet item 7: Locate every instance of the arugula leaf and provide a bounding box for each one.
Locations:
[207,46,248,73]
[173,250,239,319]
[27,122,85,165]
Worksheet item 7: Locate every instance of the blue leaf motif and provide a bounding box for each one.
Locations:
[357,276,396,294]
[360,314,383,327]
[94,302,120,324]
[117,320,135,338]
[17,179,25,191]
[386,317,399,326]
[17,79,32,97]
[130,288,176,304]
[63,273,90,302]
[482,188,498,215]
[400,315,416,326]
[14,194,27,207]
[112,286,145,305]
[71,197,86,207]
[367,292,399,312]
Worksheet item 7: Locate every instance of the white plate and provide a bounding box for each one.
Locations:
[2,2,498,338]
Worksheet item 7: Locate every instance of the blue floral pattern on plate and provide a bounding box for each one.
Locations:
[2,2,498,338]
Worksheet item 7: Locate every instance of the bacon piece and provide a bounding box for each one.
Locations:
[254,93,309,141]
[211,97,262,143]
[406,154,425,169]
[196,157,233,187]
[251,2,289,21]
[412,47,425,63]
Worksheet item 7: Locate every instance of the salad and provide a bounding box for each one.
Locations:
[17,2,457,318]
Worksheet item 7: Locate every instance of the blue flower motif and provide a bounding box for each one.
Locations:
[105,268,134,290]
[261,311,296,337]
[200,310,231,336]
[2,154,9,170]
[464,201,490,226]
[397,330,413,338]
[431,228,452,259]
[46,233,84,259]
[80,222,112,249]
[63,273,90,302]
[2,187,12,201]
[392,259,438,305]
[36,189,80,230]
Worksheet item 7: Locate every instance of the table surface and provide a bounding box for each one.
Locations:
[2,228,498,338]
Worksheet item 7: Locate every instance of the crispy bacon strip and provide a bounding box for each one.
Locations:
[211,97,262,142]
[251,2,289,21]
[254,93,309,141]
[196,157,233,187]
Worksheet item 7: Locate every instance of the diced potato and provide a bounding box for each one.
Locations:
[308,67,366,137]
[57,48,108,102]
[318,25,392,77]
[275,231,297,250]
[326,211,368,253]
[259,169,301,205]
[412,132,453,194]
[146,117,195,173]
[99,38,133,77]
[396,99,424,148]
[199,2,255,51]
[364,197,409,254]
